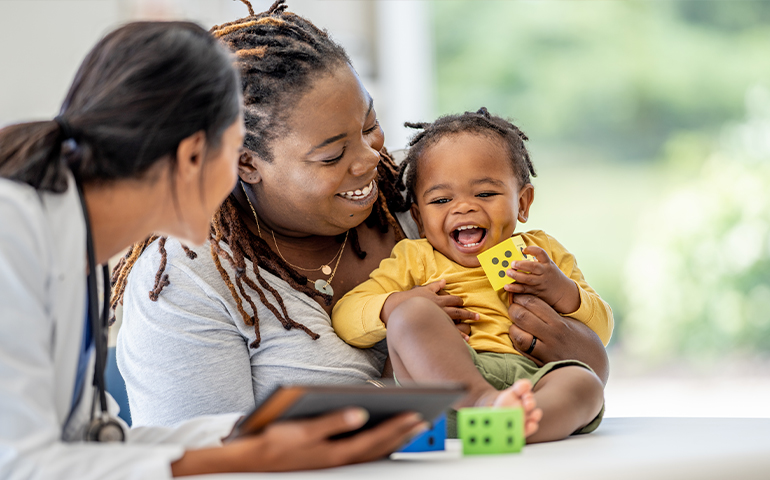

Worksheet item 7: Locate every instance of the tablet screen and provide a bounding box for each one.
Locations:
[229,383,466,440]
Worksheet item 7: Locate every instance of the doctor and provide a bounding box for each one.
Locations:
[0,21,425,479]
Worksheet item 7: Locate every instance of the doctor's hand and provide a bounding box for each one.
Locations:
[507,294,609,384]
[171,408,428,475]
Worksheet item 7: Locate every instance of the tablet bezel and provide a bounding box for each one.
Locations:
[227,383,466,441]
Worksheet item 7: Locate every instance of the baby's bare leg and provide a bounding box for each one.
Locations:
[386,297,489,404]
[525,366,604,444]
[386,297,541,436]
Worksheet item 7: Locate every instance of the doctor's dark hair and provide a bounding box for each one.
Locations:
[398,107,537,205]
[0,21,241,192]
[111,0,409,349]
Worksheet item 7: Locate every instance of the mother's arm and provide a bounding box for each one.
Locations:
[117,245,257,427]
[507,294,609,384]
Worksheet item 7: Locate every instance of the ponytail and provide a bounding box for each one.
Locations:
[1,21,240,193]
[0,120,70,192]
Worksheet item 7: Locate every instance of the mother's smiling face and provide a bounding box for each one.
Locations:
[240,62,384,238]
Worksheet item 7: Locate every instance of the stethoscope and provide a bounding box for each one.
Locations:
[74,176,126,442]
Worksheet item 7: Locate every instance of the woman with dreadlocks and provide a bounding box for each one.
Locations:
[115,0,609,430]
[0,19,424,479]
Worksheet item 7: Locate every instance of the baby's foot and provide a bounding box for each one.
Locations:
[482,379,542,437]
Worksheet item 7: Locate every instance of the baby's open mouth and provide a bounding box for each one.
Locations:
[452,225,486,247]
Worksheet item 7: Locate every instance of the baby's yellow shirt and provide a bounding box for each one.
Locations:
[332,230,613,354]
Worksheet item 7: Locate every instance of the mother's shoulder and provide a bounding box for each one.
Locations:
[132,237,310,306]
[129,237,225,295]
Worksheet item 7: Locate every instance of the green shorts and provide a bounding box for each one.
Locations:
[444,346,605,437]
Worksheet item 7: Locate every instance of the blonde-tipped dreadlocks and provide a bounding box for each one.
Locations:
[111,0,409,348]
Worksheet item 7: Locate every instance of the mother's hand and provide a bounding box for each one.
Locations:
[507,294,609,384]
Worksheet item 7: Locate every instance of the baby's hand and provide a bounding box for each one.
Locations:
[381,279,477,341]
[503,246,580,315]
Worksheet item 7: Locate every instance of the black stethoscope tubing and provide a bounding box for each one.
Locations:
[74,175,124,442]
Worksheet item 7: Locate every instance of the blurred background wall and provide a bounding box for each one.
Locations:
[0,0,433,149]
[2,0,769,417]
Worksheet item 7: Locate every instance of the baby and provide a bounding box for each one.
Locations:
[332,108,613,442]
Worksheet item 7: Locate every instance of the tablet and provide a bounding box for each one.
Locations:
[226,382,466,441]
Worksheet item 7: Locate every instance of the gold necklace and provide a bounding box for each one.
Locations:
[241,182,347,296]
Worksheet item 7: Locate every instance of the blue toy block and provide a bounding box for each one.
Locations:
[398,414,447,452]
[457,407,524,455]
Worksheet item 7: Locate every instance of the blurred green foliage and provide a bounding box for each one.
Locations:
[624,89,770,362]
[432,0,770,163]
[430,1,770,360]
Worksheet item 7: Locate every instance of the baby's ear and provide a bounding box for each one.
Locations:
[410,204,426,238]
[238,149,261,184]
[517,183,535,223]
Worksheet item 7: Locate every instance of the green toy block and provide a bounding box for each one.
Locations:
[457,407,525,455]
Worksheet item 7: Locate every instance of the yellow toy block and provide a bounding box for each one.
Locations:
[477,236,529,291]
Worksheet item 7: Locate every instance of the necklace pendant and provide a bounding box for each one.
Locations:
[314,279,334,296]
[321,265,332,276]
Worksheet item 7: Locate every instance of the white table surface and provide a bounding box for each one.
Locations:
[198,417,770,479]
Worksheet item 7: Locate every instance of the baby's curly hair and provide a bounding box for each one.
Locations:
[398,107,537,205]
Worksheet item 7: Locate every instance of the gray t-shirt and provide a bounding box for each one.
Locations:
[117,238,388,427]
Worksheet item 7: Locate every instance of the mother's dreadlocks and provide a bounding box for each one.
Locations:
[398,107,537,205]
[111,0,409,348]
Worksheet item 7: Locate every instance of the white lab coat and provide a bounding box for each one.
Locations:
[0,173,240,479]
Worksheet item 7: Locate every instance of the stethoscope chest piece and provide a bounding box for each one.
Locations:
[87,413,127,442]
